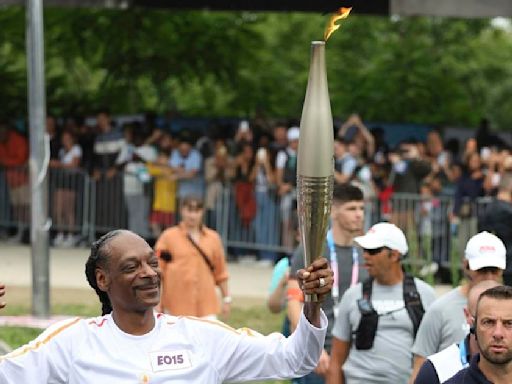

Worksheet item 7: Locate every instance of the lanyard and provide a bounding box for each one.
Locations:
[459,336,470,367]
[326,229,359,303]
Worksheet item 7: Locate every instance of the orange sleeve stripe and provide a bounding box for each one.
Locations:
[182,316,259,337]
[287,287,304,302]
[0,318,81,361]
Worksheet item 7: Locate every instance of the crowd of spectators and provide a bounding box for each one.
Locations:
[1,111,512,266]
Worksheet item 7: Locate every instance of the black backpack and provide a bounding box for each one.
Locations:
[354,273,425,350]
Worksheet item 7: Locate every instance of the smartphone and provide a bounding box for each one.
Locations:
[480,147,491,160]
[257,148,267,161]
[239,120,249,133]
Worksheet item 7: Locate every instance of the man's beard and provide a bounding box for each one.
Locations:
[479,340,512,365]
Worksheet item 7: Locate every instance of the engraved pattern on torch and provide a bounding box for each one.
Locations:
[297,175,334,302]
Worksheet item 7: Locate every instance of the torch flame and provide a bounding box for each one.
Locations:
[324,7,352,41]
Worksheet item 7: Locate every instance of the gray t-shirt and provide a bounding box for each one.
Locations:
[411,287,468,358]
[332,278,436,384]
[290,242,368,352]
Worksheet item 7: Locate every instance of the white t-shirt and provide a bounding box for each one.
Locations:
[0,311,327,383]
[59,145,82,165]
[275,148,296,169]
[116,144,157,195]
[332,279,436,384]
[411,287,468,358]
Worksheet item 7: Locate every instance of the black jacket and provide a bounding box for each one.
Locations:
[444,354,493,384]
[479,198,512,268]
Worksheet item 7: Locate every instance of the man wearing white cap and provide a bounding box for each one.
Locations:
[326,222,436,384]
[275,126,300,249]
[408,231,505,383]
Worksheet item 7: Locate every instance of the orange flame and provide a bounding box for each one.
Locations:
[324,7,352,41]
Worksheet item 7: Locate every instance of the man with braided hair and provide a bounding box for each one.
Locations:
[0,229,332,383]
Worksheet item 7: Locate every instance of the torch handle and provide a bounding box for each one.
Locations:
[297,175,333,304]
[305,294,319,303]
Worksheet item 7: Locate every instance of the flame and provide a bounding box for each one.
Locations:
[324,7,352,41]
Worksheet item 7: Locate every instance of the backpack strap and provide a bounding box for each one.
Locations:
[403,273,425,338]
[362,277,373,300]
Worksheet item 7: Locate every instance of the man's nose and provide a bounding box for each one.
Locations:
[141,263,158,277]
[492,321,505,340]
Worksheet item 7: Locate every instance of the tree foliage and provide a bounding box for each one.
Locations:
[0,6,511,129]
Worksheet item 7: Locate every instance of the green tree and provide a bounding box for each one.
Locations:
[1,6,511,130]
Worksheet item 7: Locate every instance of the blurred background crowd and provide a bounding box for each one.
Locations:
[1,110,512,280]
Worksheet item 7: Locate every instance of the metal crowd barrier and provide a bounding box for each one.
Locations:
[0,165,499,284]
[384,193,453,279]
[48,167,91,245]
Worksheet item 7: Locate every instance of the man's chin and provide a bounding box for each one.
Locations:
[139,299,160,312]
[135,291,160,307]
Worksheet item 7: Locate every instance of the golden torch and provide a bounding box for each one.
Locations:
[298,8,351,302]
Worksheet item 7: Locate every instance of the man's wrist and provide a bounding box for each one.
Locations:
[223,296,232,304]
[303,302,321,328]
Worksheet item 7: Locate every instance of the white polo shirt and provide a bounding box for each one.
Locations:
[0,310,326,383]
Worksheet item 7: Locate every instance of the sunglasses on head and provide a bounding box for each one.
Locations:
[363,247,389,255]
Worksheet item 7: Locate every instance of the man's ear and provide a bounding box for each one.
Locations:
[463,307,474,326]
[462,259,474,281]
[390,249,401,262]
[95,268,110,292]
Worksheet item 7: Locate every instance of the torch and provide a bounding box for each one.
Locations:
[297,8,351,302]
[297,41,333,302]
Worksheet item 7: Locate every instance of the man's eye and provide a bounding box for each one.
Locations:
[482,319,495,327]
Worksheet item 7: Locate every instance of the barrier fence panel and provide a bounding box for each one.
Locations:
[0,168,11,229]
[218,184,288,259]
[386,193,453,279]
[0,164,503,286]
[48,167,88,246]
[0,166,30,240]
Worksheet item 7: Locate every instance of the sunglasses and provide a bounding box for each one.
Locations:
[363,247,388,255]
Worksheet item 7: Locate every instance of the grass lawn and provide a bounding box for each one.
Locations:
[0,302,292,384]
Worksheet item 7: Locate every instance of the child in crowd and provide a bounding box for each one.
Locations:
[146,150,177,238]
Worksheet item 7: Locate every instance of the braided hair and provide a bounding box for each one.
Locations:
[85,229,125,315]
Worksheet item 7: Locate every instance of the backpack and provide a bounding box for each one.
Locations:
[354,273,425,350]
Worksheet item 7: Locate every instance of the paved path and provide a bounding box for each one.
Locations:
[0,243,274,299]
[0,242,452,304]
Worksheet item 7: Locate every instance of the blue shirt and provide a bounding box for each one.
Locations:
[169,148,203,198]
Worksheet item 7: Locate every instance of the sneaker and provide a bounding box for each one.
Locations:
[238,255,257,264]
[62,234,76,248]
[53,232,64,247]
[256,259,274,268]
[419,262,439,277]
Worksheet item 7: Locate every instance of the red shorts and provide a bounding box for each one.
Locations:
[150,211,175,227]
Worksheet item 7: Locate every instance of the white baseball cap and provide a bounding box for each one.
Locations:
[464,231,506,271]
[354,222,408,255]
[287,127,300,141]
